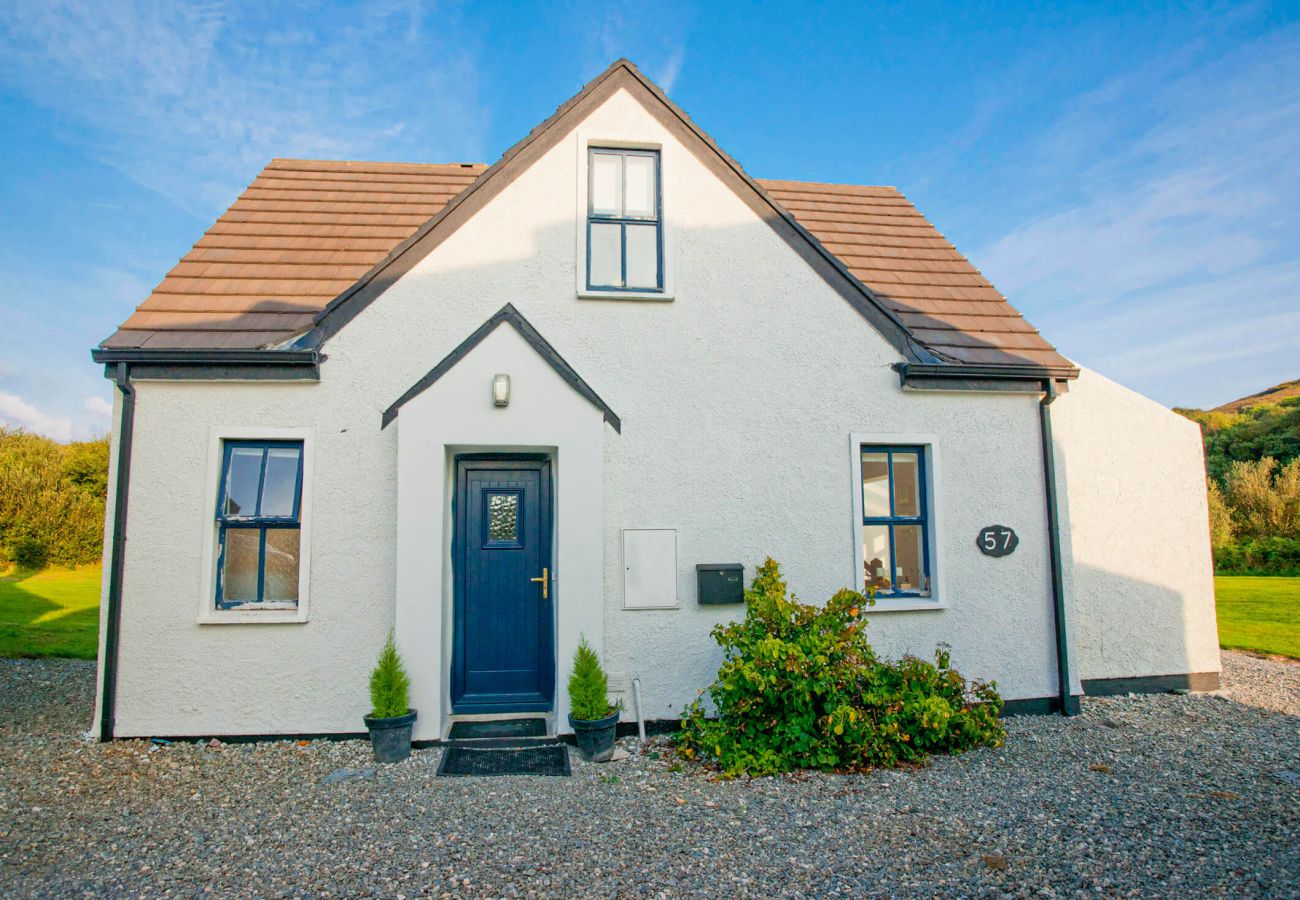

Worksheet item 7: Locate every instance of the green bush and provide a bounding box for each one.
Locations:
[1180,397,1300,482]
[568,635,615,720]
[12,536,49,570]
[1214,536,1300,576]
[368,633,411,718]
[0,427,109,567]
[677,559,1004,777]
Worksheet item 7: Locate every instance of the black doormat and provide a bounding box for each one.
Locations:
[448,718,547,740]
[437,743,570,777]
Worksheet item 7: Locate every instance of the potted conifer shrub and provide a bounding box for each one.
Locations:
[363,633,417,763]
[567,635,621,762]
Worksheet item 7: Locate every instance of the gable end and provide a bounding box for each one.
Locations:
[380,303,621,432]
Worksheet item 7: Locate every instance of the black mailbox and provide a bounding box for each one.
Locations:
[697,564,744,605]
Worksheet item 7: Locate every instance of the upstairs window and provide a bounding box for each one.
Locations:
[215,440,304,610]
[587,148,662,291]
[861,446,931,598]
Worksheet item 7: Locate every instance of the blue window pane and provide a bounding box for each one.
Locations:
[862,452,890,518]
[221,529,260,602]
[624,154,656,217]
[587,148,661,292]
[590,152,622,216]
[625,223,658,288]
[224,447,263,517]
[892,452,921,517]
[589,222,622,287]
[262,528,301,602]
[861,445,931,599]
[260,447,301,517]
[215,439,304,608]
[863,523,892,592]
[894,524,927,593]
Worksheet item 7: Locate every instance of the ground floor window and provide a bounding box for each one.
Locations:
[861,445,931,598]
[215,440,304,609]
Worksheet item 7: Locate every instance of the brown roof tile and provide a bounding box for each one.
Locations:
[758,179,1069,367]
[102,159,485,349]
[101,160,1068,369]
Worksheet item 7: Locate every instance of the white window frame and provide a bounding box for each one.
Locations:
[574,135,674,301]
[198,426,314,624]
[849,432,945,612]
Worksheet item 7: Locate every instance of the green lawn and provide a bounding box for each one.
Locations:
[1,565,1294,662]
[1215,575,1300,659]
[0,565,101,659]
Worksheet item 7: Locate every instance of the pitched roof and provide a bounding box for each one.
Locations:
[757,180,1064,367]
[102,159,485,349]
[99,61,1071,371]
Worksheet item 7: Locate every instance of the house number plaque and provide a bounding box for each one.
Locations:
[977,525,1018,557]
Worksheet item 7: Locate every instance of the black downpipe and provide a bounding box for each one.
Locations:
[1039,379,1079,716]
[99,362,135,741]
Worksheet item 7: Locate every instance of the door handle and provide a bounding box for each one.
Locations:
[530,567,549,600]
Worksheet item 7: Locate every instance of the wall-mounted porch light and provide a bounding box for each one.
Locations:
[492,373,511,407]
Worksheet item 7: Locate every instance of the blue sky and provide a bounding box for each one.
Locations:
[1,1,1297,440]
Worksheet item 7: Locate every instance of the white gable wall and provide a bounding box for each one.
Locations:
[99,84,1213,739]
[1053,367,1220,681]
[326,86,1062,720]
[393,323,605,737]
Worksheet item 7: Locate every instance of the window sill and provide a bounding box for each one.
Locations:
[864,598,946,613]
[578,289,674,302]
[199,608,307,625]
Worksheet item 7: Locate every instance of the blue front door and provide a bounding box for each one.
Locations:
[451,456,554,713]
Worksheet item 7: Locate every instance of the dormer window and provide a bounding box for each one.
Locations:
[587,148,662,292]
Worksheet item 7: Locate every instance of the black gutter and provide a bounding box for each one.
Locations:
[1038,380,1079,715]
[91,348,322,383]
[896,361,1080,716]
[99,362,136,741]
[91,348,321,366]
[895,361,1080,384]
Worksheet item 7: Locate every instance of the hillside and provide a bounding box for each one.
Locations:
[1176,379,1300,483]
[1213,379,1300,414]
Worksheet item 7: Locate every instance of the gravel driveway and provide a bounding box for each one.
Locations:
[1,652,1297,897]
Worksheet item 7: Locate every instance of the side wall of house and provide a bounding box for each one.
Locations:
[1054,367,1220,684]
[90,387,122,735]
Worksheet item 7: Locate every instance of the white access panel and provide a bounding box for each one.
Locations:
[622,528,678,609]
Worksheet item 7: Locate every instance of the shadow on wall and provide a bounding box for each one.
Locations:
[1072,562,1220,688]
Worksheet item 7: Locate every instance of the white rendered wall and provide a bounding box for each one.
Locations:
[1052,367,1220,681]
[394,323,605,741]
[100,85,1212,738]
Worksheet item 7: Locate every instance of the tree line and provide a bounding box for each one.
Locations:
[0,427,109,569]
[1179,396,1300,575]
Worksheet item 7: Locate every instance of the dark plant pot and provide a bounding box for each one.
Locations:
[568,709,620,762]
[363,709,417,763]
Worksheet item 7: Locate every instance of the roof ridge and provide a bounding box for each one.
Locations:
[268,158,486,171]
[757,177,901,191]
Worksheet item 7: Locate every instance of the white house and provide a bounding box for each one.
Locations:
[90,60,1219,743]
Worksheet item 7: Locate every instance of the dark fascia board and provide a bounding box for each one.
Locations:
[91,348,321,381]
[895,361,1079,392]
[297,59,937,365]
[380,303,621,432]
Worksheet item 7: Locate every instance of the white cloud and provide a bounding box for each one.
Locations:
[0,0,490,216]
[84,394,113,420]
[970,21,1300,407]
[657,47,685,94]
[0,391,76,442]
